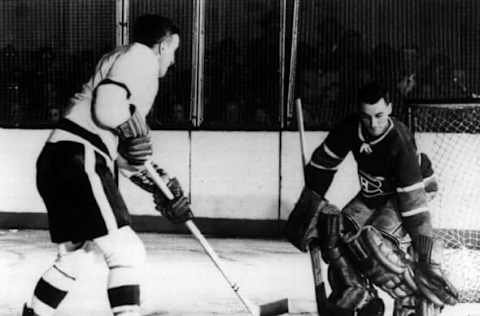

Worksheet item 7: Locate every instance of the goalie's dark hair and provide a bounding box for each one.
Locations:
[358,81,390,106]
[132,14,180,48]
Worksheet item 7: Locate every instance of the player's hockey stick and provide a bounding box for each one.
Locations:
[295,98,329,315]
[144,162,289,316]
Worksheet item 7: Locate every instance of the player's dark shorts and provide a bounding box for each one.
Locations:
[37,120,131,243]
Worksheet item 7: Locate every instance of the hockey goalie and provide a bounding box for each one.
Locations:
[285,82,458,316]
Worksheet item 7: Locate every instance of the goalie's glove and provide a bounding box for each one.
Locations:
[118,135,153,166]
[413,235,459,307]
[153,177,194,224]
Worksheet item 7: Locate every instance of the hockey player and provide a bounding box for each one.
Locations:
[286,82,458,315]
[23,15,193,316]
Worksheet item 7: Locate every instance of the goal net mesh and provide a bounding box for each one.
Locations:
[409,102,480,303]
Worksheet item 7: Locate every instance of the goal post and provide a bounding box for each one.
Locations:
[408,100,480,303]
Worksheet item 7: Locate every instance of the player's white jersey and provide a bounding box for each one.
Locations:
[53,43,159,159]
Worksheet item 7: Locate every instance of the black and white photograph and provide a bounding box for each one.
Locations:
[1,0,480,315]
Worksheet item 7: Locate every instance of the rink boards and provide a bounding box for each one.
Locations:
[0,129,479,234]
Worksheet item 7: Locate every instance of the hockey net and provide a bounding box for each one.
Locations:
[409,101,480,303]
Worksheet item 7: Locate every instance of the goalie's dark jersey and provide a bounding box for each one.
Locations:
[308,114,429,218]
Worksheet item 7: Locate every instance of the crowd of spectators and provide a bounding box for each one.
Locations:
[294,18,476,128]
[1,13,478,129]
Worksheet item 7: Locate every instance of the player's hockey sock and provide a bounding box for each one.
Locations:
[107,266,141,316]
[29,264,76,316]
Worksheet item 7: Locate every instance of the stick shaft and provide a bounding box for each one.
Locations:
[295,99,329,315]
[144,162,174,200]
[184,220,260,316]
[144,161,259,316]
[295,99,307,169]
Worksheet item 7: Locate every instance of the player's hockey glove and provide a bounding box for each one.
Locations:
[118,136,153,166]
[130,164,194,224]
[116,105,153,166]
[153,177,194,224]
[413,235,459,307]
[129,163,165,193]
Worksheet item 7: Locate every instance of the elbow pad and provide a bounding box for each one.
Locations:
[115,105,149,139]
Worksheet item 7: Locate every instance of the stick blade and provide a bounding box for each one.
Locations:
[259,298,289,316]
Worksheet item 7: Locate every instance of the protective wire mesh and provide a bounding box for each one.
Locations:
[411,103,480,303]
[0,0,115,127]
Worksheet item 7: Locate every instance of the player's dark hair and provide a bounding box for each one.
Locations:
[358,81,390,105]
[132,14,180,48]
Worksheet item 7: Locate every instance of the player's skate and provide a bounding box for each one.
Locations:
[22,304,37,316]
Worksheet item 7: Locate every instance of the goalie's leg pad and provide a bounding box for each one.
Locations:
[326,246,374,310]
[285,188,329,252]
[343,225,417,300]
[322,297,385,316]
[358,297,385,316]
[30,242,91,316]
[393,298,416,316]
[392,297,441,316]
[94,226,145,316]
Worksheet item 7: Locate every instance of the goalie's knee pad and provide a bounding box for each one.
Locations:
[327,247,374,310]
[343,226,417,300]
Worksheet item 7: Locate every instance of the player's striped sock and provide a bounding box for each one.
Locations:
[30,264,76,316]
[107,266,141,316]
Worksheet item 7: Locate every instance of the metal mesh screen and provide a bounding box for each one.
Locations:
[0,0,115,127]
[410,102,480,302]
[292,0,480,130]
[201,0,280,130]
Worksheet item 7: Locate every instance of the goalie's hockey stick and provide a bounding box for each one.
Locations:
[144,162,289,316]
[295,98,329,315]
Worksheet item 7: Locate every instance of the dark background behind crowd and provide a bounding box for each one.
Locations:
[1,0,479,130]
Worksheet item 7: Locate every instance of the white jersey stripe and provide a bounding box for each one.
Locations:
[84,146,118,232]
[323,143,341,160]
[309,160,338,171]
[401,207,429,217]
[396,182,425,193]
[423,175,435,183]
[48,129,114,171]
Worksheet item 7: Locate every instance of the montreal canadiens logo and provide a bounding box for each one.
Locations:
[358,170,386,197]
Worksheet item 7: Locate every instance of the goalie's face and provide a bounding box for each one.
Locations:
[359,97,392,137]
[154,33,180,78]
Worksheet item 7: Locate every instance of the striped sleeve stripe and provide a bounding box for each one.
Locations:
[396,182,425,193]
[309,160,338,171]
[423,175,435,183]
[401,207,429,217]
[323,143,341,160]
[84,146,118,232]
